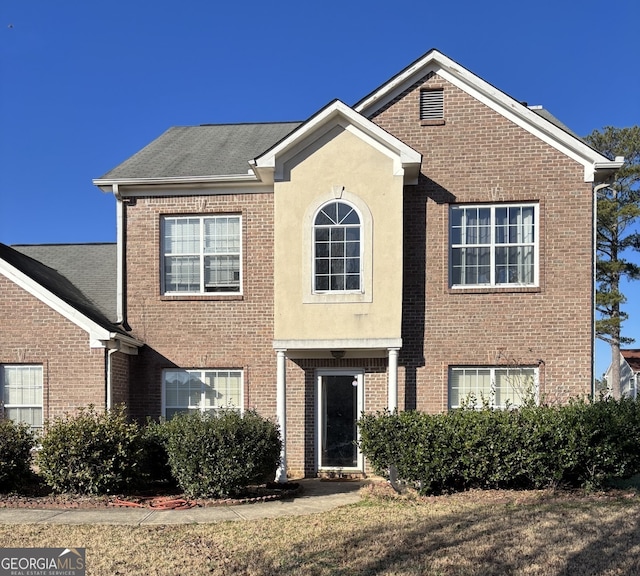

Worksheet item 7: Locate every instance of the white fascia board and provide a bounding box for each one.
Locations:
[1,259,116,347]
[355,50,618,182]
[93,173,259,193]
[255,100,421,181]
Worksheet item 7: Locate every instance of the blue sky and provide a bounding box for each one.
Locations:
[1,0,638,377]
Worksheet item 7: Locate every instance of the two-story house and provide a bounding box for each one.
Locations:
[1,49,622,479]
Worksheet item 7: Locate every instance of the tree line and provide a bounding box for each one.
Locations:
[586,126,640,395]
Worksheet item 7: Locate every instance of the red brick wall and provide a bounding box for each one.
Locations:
[109,351,130,407]
[0,276,107,422]
[371,72,593,411]
[123,193,278,422]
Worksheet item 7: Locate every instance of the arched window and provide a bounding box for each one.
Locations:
[314,201,361,292]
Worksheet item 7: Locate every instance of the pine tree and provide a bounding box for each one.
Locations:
[585,126,640,396]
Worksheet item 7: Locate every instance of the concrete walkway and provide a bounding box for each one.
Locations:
[0,479,365,525]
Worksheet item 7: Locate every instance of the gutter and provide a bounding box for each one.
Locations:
[93,173,259,192]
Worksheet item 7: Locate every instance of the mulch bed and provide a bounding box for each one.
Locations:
[0,481,301,510]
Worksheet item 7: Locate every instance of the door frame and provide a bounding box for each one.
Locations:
[316,368,365,473]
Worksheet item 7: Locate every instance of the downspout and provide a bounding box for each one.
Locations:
[106,347,117,410]
[592,182,613,399]
[114,184,128,329]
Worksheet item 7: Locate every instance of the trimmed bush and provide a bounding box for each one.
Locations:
[359,397,640,494]
[163,410,281,498]
[37,405,142,495]
[137,418,174,486]
[0,419,36,491]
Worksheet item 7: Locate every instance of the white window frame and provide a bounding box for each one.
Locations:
[312,200,363,294]
[162,369,244,419]
[0,365,43,428]
[450,203,539,288]
[161,214,242,295]
[449,366,539,409]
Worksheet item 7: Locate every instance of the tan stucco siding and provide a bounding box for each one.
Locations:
[274,126,405,342]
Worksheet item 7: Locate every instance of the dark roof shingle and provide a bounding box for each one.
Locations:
[2,243,120,332]
[99,122,301,180]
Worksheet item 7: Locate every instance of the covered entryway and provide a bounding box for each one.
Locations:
[317,369,364,471]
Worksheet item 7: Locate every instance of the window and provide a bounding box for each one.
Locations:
[163,369,243,419]
[420,88,444,121]
[449,367,538,409]
[1,365,43,428]
[313,201,361,292]
[162,215,241,294]
[450,203,537,287]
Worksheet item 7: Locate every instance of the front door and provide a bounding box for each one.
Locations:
[317,370,363,471]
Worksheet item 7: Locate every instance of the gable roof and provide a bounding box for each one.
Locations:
[354,49,623,182]
[251,99,422,185]
[622,349,640,373]
[0,243,138,347]
[94,122,301,188]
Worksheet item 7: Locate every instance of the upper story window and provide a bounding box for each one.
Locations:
[163,369,243,419]
[450,203,538,288]
[449,366,538,409]
[1,365,43,428]
[162,215,241,295]
[314,201,361,293]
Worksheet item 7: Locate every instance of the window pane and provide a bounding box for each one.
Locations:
[495,368,536,407]
[451,204,536,287]
[1,366,43,427]
[205,255,240,291]
[164,218,200,254]
[163,215,241,294]
[164,256,200,292]
[314,202,362,293]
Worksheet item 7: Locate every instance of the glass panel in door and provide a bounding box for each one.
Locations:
[321,374,359,468]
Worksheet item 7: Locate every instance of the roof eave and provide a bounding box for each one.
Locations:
[93,173,260,193]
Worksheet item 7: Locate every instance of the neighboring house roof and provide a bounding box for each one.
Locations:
[622,350,640,373]
[95,122,301,184]
[0,243,132,341]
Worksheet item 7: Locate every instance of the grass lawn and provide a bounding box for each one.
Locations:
[2,483,640,575]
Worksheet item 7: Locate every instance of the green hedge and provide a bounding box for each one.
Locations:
[163,410,281,498]
[37,405,143,495]
[0,419,36,491]
[358,397,640,494]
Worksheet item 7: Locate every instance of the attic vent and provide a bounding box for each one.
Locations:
[420,88,444,122]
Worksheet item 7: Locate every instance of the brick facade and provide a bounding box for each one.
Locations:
[0,276,107,422]
[3,51,606,480]
[123,193,278,422]
[372,73,593,412]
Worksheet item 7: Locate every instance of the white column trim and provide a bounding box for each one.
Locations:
[275,349,287,482]
[388,348,399,412]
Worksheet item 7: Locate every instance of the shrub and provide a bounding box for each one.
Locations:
[0,419,36,491]
[163,410,281,498]
[37,405,143,495]
[137,418,174,487]
[358,397,640,494]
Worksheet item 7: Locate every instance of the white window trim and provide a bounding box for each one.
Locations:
[302,191,373,304]
[161,368,244,419]
[450,203,539,288]
[0,364,44,428]
[448,366,539,409]
[161,214,243,296]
